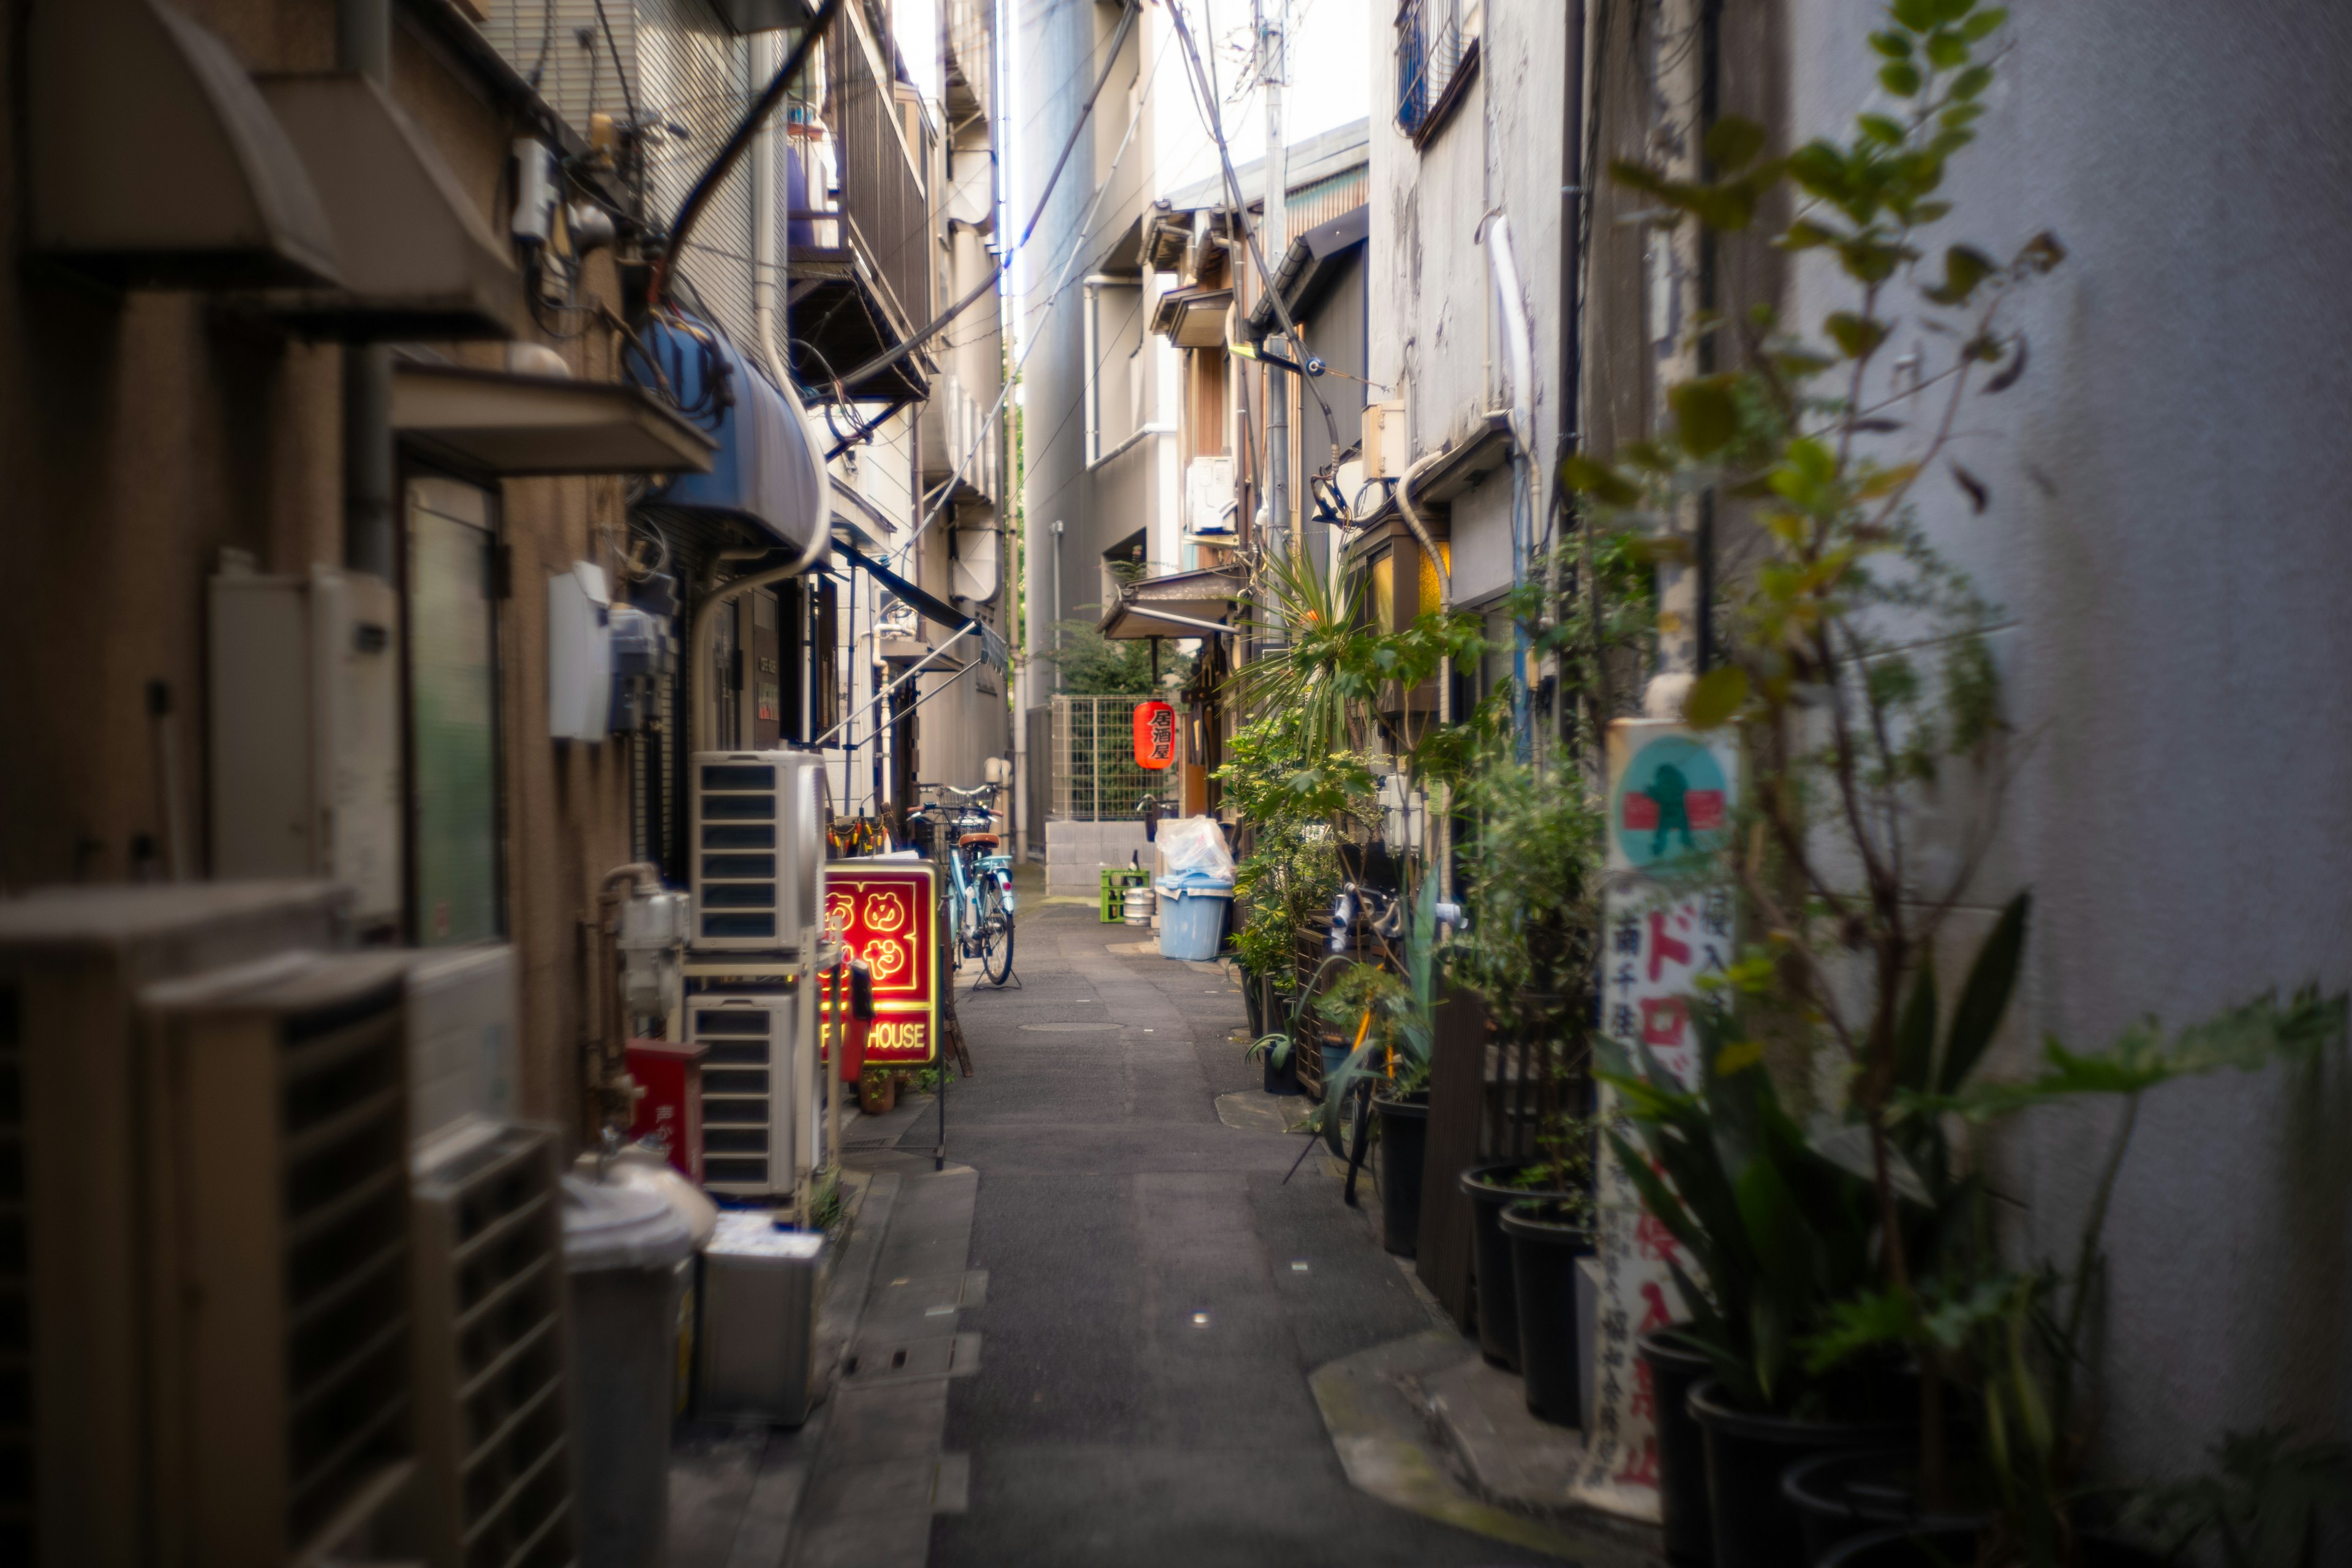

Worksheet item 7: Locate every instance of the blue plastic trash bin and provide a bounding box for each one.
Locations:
[1156,888,1231,961]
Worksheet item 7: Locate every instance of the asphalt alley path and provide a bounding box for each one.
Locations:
[922,886,1552,1568]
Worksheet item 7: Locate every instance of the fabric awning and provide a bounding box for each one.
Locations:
[1099,564,1246,641]
[391,364,718,477]
[835,540,1009,669]
[255,74,518,340]
[26,0,342,288]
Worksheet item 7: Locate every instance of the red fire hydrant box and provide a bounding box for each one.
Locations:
[627,1038,706,1183]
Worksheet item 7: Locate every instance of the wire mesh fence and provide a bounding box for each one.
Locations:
[1047,695,1165,821]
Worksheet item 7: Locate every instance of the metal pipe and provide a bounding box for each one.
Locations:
[1481,212,1539,758]
[339,0,394,581]
[812,622,974,748]
[1393,447,1453,898]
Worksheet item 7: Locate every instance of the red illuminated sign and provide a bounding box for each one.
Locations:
[1134,700,1177,771]
[820,863,938,1064]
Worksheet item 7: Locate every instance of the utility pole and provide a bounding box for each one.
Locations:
[1259,0,1288,567]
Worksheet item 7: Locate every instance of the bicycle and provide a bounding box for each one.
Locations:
[908,784,1016,986]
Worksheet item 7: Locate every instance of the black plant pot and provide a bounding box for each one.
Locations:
[1638,1327,1716,1566]
[1263,1039,1302,1096]
[1460,1164,1577,1371]
[1783,1449,1996,1566]
[1243,978,1265,1039]
[1822,1526,2162,1568]
[1688,1380,1915,1568]
[1371,1095,1428,1257]
[1496,1201,1594,1425]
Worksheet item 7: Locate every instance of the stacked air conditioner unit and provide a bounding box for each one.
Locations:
[138,949,419,1562]
[0,882,353,1568]
[408,1120,576,1568]
[688,993,801,1200]
[689,750,824,951]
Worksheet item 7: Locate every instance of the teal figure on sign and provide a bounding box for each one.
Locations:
[1646,763,1693,857]
[1614,735,1730,870]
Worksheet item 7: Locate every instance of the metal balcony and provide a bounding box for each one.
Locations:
[784,2,934,403]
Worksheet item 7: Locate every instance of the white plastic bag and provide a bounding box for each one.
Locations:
[1153,815,1235,886]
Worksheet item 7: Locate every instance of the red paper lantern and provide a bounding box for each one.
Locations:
[1134,700,1177,770]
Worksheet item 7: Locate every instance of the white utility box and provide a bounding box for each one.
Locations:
[548,560,613,741]
[208,564,404,935]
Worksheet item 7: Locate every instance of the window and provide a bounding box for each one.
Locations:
[406,477,501,945]
[1396,0,1481,142]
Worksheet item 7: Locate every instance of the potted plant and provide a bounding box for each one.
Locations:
[1785,983,2346,1568]
[1319,879,1446,1257]
[857,1063,897,1116]
[1599,1003,1910,1568]
[1493,1113,1602,1423]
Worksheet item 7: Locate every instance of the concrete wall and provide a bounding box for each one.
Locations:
[1042,817,1155,896]
[1782,0,2352,1477]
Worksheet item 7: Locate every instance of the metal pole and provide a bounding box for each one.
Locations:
[340,0,394,580]
[1260,1,1289,565]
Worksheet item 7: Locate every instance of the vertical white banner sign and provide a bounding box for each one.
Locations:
[1572,720,1737,1521]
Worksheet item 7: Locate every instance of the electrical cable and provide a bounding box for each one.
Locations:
[650,0,843,309]
[1164,0,1343,461]
[591,0,640,128]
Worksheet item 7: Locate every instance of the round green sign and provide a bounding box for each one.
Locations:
[1614,735,1730,869]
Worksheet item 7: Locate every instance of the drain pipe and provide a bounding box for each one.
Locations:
[1393,448,1452,898]
[341,0,394,579]
[1479,212,1539,761]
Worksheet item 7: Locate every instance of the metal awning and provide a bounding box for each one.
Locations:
[391,364,718,477]
[254,74,518,339]
[1351,411,1512,529]
[26,0,342,288]
[835,541,1009,669]
[1100,564,1246,641]
[1244,207,1370,341]
[1149,287,1234,349]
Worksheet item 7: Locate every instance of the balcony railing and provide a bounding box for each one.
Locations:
[780,1,933,400]
[1395,0,1476,141]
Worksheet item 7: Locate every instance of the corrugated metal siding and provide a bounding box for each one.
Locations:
[638,0,760,354]
[480,1,765,356]
[1285,167,1368,235]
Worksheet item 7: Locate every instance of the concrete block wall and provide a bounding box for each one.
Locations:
[1042,819,1154,894]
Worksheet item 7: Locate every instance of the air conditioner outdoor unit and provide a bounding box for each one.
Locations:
[409,1120,576,1568]
[139,949,420,1564]
[209,563,405,938]
[688,992,803,1199]
[0,881,349,1568]
[689,750,825,952]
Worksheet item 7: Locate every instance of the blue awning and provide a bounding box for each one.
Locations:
[631,312,827,564]
[834,540,1008,669]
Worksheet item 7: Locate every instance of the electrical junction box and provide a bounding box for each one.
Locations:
[209,563,404,936]
[548,560,613,741]
[690,751,826,952]
[608,601,676,734]
[1362,400,1408,479]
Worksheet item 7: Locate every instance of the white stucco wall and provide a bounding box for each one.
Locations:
[1368,0,1572,611]
[1785,0,2352,1479]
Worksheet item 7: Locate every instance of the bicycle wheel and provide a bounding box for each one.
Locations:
[978,875,1016,986]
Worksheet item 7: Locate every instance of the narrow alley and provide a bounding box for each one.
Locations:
[671,878,1655,1566]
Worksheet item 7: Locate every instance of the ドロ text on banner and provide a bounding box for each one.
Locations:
[1572,718,1739,1521]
